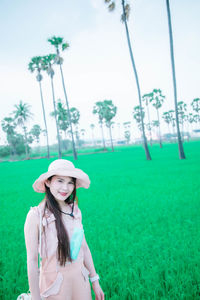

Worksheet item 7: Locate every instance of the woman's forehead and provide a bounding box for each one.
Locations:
[54,175,73,180]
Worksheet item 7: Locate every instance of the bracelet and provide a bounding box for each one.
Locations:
[90,274,100,283]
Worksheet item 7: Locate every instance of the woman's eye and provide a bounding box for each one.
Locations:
[69,182,74,185]
[58,179,63,183]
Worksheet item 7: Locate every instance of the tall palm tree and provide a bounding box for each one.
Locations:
[93,101,106,151]
[149,89,165,148]
[187,113,194,132]
[42,54,62,158]
[50,99,70,140]
[90,124,95,146]
[103,100,117,152]
[30,124,42,145]
[13,101,33,158]
[70,107,80,147]
[1,117,16,156]
[152,120,159,139]
[123,121,131,144]
[191,98,200,125]
[177,101,187,141]
[142,93,153,145]
[105,0,151,160]
[133,105,145,133]
[28,56,50,158]
[162,111,172,134]
[166,0,185,159]
[47,36,77,160]
[116,122,121,141]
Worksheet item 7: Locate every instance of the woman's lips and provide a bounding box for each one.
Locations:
[60,192,67,196]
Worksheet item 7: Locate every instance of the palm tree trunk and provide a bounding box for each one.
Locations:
[167,123,170,134]
[182,122,184,142]
[122,0,151,160]
[166,0,185,159]
[50,77,62,158]
[108,124,114,152]
[156,108,162,148]
[23,125,28,158]
[59,64,77,160]
[39,81,50,159]
[172,122,175,135]
[92,130,95,147]
[100,122,106,150]
[146,103,152,145]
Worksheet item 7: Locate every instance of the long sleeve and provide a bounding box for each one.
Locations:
[82,237,97,277]
[24,208,41,300]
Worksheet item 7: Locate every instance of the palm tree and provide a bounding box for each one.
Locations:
[28,56,50,158]
[93,101,106,151]
[104,0,151,160]
[162,111,172,134]
[80,129,86,147]
[152,120,159,140]
[1,117,15,137]
[142,92,153,145]
[90,124,95,146]
[1,117,16,156]
[50,99,69,141]
[166,0,185,159]
[168,110,176,135]
[103,100,117,152]
[47,36,77,160]
[187,113,194,132]
[117,122,121,141]
[188,112,199,134]
[42,54,62,158]
[13,101,33,158]
[69,107,80,147]
[133,105,145,133]
[30,124,42,144]
[191,98,200,125]
[70,107,80,128]
[149,89,165,148]
[177,101,187,140]
[123,121,131,144]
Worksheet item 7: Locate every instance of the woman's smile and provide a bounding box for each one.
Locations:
[59,192,68,197]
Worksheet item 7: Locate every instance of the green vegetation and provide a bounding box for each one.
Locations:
[0,142,200,299]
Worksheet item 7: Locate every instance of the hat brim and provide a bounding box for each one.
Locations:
[32,167,90,193]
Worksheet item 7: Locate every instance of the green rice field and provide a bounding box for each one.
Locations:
[1,141,200,299]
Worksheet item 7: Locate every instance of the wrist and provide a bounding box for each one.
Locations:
[89,274,100,283]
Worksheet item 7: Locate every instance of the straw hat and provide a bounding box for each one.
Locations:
[33,159,90,193]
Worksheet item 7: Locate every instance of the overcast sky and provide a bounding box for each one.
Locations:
[0,0,199,145]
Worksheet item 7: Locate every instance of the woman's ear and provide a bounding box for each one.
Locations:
[45,180,50,188]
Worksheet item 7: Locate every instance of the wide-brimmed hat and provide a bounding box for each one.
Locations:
[33,159,90,193]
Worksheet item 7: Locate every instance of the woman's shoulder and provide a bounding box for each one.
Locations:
[25,201,45,225]
[73,202,82,221]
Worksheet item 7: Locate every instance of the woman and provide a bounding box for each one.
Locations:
[24,159,104,300]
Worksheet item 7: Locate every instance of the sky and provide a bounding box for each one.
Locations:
[0,0,200,145]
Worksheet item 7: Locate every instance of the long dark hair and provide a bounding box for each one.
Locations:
[43,176,77,266]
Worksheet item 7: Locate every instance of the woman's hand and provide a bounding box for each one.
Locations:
[92,281,104,300]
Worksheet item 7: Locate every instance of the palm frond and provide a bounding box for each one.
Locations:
[62,43,70,51]
[121,3,130,22]
[28,62,34,72]
[108,2,115,11]
[48,36,63,48]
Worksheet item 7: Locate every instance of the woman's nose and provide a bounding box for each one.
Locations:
[62,183,69,191]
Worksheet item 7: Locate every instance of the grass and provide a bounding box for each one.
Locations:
[0,141,200,299]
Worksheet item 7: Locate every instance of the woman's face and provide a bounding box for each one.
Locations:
[45,175,75,202]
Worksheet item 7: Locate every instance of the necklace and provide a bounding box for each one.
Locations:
[57,201,75,218]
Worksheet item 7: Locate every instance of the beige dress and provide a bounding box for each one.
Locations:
[25,201,92,300]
